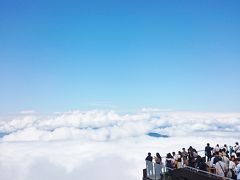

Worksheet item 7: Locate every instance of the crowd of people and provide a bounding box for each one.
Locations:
[145,142,240,179]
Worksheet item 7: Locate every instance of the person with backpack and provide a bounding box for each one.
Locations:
[215,157,227,177]
[209,152,219,173]
[211,152,220,167]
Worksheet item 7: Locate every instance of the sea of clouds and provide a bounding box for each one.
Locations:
[0,109,240,180]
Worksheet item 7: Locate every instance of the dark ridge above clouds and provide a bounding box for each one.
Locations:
[147,132,169,138]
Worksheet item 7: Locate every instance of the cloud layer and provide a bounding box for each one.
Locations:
[0,109,240,180]
[0,110,240,142]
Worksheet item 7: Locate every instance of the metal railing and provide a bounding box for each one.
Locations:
[145,161,234,180]
[146,147,238,180]
[145,160,173,180]
[144,148,235,180]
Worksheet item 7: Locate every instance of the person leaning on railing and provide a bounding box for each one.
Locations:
[176,151,183,168]
[165,153,175,170]
[154,153,163,178]
[154,152,162,164]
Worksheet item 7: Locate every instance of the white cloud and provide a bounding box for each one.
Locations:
[0,109,240,180]
[0,115,37,133]
[20,110,36,115]
[141,108,173,112]
[1,110,240,141]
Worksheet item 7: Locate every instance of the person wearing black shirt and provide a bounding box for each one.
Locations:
[145,152,153,176]
[205,143,212,162]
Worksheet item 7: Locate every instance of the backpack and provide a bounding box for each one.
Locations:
[166,159,173,168]
[213,157,218,165]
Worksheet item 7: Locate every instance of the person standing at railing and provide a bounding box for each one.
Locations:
[154,153,162,164]
[166,153,175,170]
[172,152,178,168]
[145,152,153,176]
[181,148,188,167]
[223,144,230,158]
[205,143,213,162]
[188,146,197,167]
[154,153,163,178]
[234,142,240,158]
[229,146,234,157]
[177,151,183,168]
[213,144,220,154]
[188,146,194,167]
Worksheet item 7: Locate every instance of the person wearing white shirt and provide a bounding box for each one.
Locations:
[235,142,240,157]
[213,144,220,154]
[177,151,183,169]
[222,154,229,169]
[215,157,226,177]
[229,156,236,179]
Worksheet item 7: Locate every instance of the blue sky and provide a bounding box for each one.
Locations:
[0,0,240,113]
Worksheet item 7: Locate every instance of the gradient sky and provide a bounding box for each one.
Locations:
[0,0,240,114]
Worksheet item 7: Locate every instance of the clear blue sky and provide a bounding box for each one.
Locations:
[0,0,240,113]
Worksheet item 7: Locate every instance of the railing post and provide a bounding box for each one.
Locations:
[154,162,156,180]
[163,164,165,180]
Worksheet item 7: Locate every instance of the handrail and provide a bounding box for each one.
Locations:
[145,161,234,180]
[145,160,175,180]
[145,148,235,180]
